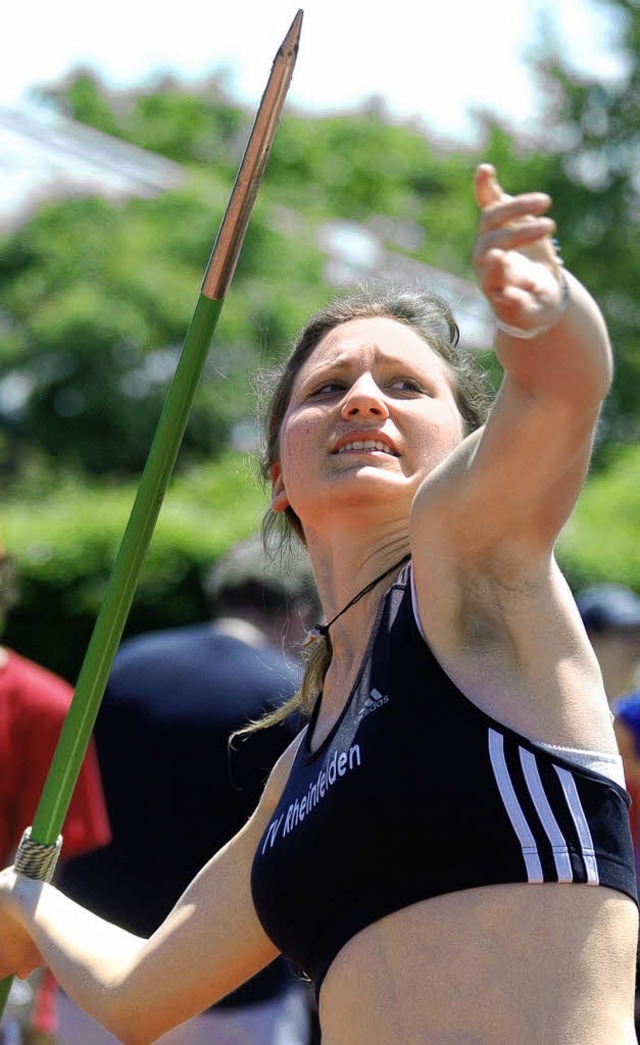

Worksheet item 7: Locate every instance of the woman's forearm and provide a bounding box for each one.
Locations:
[11,872,146,1040]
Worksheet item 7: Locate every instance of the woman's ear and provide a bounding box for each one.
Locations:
[269,463,290,513]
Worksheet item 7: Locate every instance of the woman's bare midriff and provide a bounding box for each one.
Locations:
[318,883,638,1045]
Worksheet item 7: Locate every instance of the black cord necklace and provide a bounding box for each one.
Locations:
[307,552,411,644]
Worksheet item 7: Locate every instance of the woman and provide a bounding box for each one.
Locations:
[0,164,637,1044]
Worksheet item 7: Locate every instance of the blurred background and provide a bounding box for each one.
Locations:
[1,0,638,682]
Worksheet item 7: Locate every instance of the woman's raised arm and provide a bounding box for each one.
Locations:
[413,164,613,567]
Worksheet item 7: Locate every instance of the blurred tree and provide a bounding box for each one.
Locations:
[558,440,640,590]
[0,138,326,475]
[526,0,640,459]
[1,450,267,680]
[39,69,247,170]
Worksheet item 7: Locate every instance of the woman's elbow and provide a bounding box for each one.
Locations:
[106,1005,170,1045]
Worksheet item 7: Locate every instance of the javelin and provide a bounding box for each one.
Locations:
[0,8,302,1019]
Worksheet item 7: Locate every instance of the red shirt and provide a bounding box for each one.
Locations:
[0,648,111,1034]
[0,648,110,862]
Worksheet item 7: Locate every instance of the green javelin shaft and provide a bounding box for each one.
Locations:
[0,9,302,1019]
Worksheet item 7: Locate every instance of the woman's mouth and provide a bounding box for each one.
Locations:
[335,439,398,456]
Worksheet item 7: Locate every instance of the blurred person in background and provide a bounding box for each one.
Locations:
[576,583,640,868]
[0,544,110,1044]
[55,534,319,1045]
[576,582,640,860]
[576,581,640,1031]
[576,582,640,839]
[575,583,640,706]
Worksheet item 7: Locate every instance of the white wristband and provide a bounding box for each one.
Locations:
[495,270,570,340]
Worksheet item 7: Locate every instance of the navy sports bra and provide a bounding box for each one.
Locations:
[251,565,637,993]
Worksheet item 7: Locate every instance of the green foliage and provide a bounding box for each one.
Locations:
[37,70,247,171]
[38,71,124,139]
[1,451,268,680]
[266,111,480,276]
[558,441,640,592]
[0,181,325,475]
[119,81,246,168]
[524,0,640,453]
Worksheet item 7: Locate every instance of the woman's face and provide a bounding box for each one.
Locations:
[271,316,465,527]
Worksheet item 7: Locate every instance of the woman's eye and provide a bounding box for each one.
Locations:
[309,381,344,397]
[306,376,427,398]
[389,377,425,393]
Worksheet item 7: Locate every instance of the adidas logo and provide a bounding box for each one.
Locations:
[358,687,390,719]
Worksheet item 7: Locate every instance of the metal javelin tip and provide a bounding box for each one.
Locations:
[280,9,303,56]
[201,10,303,300]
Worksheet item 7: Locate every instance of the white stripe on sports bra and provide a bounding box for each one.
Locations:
[488,727,602,884]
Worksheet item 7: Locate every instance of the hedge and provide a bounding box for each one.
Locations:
[2,451,268,681]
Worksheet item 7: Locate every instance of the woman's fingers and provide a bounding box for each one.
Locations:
[476,247,564,329]
[474,163,506,208]
[475,166,554,246]
[480,249,541,297]
[474,215,556,265]
[473,164,567,333]
[0,867,44,978]
[479,193,553,233]
[474,163,560,279]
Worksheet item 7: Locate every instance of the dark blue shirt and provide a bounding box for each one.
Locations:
[61,622,303,1007]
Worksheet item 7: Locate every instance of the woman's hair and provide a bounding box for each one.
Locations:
[236,282,494,737]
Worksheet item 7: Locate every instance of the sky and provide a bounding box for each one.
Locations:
[1,0,629,145]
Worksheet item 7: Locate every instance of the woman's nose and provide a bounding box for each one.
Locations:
[340,374,389,419]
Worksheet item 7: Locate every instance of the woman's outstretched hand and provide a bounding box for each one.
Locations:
[0,867,44,980]
[472,163,567,338]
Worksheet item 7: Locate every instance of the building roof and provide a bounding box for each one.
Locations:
[0,104,185,231]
